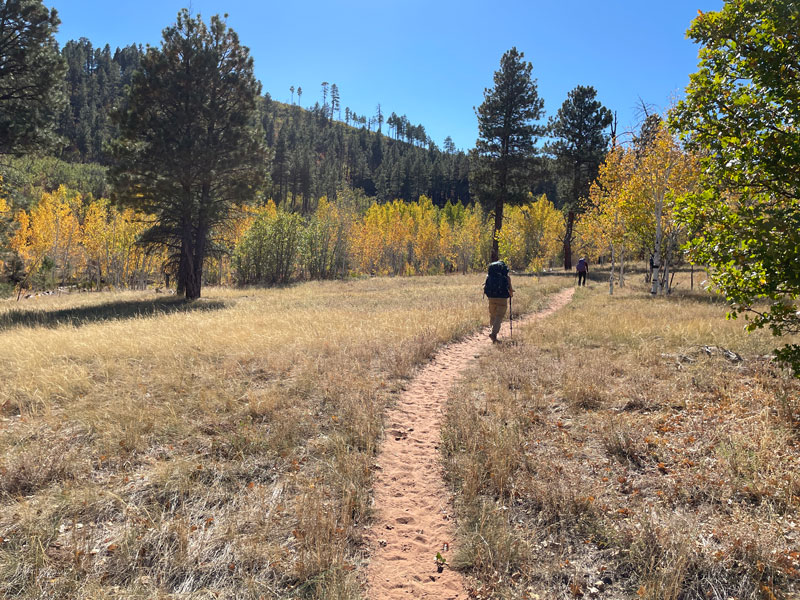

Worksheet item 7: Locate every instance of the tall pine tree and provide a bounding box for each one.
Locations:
[548,85,612,269]
[112,10,267,299]
[0,0,66,155]
[472,47,545,261]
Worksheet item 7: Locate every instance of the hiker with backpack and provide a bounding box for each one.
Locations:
[484,260,514,343]
[576,257,589,286]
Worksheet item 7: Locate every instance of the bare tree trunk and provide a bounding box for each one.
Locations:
[178,220,194,297]
[176,250,186,296]
[619,245,626,287]
[491,198,504,262]
[609,243,615,296]
[563,211,575,270]
[651,195,663,295]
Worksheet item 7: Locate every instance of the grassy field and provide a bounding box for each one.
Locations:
[0,274,570,599]
[442,270,800,599]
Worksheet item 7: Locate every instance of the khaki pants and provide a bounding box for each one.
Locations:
[488,298,508,336]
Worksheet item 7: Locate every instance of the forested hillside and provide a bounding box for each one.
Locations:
[262,98,471,208]
[57,39,142,164]
[49,38,471,207]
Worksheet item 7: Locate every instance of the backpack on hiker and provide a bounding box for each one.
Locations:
[484,261,510,298]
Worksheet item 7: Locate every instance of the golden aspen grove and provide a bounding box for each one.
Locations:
[576,122,701,294]
[6,189,566,294]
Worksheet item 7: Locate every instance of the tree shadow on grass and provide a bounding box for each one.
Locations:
[0,297,227,332]
[670,289,730,306]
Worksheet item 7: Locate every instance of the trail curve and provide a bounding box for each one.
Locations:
[365,287,575,599]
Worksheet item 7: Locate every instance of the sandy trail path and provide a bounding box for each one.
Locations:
[365,287,575,599]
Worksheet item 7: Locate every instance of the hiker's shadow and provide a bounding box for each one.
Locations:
[0,297,226,332]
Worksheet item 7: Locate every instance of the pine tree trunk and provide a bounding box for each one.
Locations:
[186,205,209,300]
[563,211,575,270]
[177,219,194,298]
[491,198,504,262]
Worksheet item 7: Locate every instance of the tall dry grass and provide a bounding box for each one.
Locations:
[0,273,570,599]
[443,269,800,599]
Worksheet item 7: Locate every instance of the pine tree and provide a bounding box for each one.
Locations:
[112,10,267,299]
[0,0,66,155]
[548,85,612,269]
[473,47,545,261]
[321,81,329,119]
[330,83,340,120]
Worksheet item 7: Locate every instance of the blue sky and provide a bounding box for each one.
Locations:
[49,0,724,151]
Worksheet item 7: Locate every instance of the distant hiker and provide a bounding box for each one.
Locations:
[576,257,588,287]
[484,260,514,343]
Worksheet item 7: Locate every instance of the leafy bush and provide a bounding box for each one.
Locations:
[234,205,304,285]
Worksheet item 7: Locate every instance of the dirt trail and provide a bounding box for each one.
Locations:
[365,287,575,599]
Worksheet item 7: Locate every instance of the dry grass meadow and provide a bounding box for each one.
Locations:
[442,269,800,599]
[0,273,570,599]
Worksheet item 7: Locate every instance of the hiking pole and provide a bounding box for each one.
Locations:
[510,296,513,338]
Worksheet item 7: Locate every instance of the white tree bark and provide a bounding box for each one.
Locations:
[609,243,615,295]
[650,190,664,295]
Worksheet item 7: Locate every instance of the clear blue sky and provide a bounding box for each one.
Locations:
[49,0,724,151]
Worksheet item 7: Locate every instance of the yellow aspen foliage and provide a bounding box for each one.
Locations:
[101,207,153,288]
[497,206,527,268]
[384,201,413,275]
[454,204,486,273]
[350,197,463,276]
[258,198,279,221]
[579,146,630,260]
[578,124,699,294]
[438,219,458,273]
[350,202,389,275]
[523,194,564,272]
[0,179,10,273]
[207,204,262,285]
[497,194,564,271]
[630,125,699,245]
[10,188,162,291]
[349,196,492,276]
[303,196,350,280]
[11,186,83,287]
[411,196,440,274]
[81,198,110,279]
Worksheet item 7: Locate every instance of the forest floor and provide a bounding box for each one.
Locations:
[442,271,800,600]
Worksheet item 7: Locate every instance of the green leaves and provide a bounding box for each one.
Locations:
[670,0,800,375]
